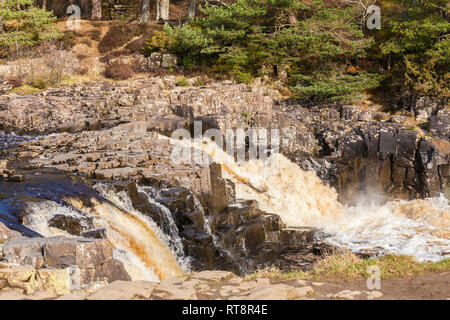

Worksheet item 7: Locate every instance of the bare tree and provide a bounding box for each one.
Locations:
[92,0,102,20]
[138,0,151,24]
[186,0,196,22]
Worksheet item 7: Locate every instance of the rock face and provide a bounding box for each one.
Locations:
[0,237,130,294]
[1,78,448,202]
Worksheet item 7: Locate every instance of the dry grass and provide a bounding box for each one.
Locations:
[248,252,450,281]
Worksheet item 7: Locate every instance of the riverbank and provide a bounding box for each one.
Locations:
[1,269,449,300]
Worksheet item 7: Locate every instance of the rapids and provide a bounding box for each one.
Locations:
[171,137,450,262]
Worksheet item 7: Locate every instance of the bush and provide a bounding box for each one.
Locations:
[103,61,135,80]
[0,0,62,52]
[175,77,190,86]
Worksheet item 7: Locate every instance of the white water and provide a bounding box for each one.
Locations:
[171,137,450,262]
[23,184,185,281]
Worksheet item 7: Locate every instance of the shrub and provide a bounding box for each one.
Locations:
[175,77,190,86]
[85,29,102,42]
[0,0,62,52]
[30,78,48,89]
[103,61,135,80]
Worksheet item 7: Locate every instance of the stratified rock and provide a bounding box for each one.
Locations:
[43,237,113,269]
[1,236,130,286]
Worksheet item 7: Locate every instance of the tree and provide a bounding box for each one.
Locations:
[0,0,61,51]
[186,0,196,22]
[377,0,449,107]
[138,0,150,24]
[92,0,102,20]
[157,0,169,22]
[160,0,381,101]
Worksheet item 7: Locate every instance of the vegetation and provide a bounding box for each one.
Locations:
[103,61,135,80]
[248,252,450,281]
[0,0,62,53]
[377,0,449,106]
[149,0,449,105]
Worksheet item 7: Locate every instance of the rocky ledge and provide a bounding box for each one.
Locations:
[0,221,130,295]
[0,269,385,301]
[1,77,448,202]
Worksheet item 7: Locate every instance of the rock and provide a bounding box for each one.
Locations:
[328,290,363,300]
[55,292,89,300]
[2,237,130,286]
[0,264,36,294]
[35,268,71,295]
[93,259,132,282]
[190,270,234,282]
[241,284,313,300]
[429,109,450,139]
[366,290,383,300]
[87,280,155,300]
[0,221,21,244]
[43,237,113,269]
[161,54,177,68]
[81,228,107,239]
[48,215,94,236]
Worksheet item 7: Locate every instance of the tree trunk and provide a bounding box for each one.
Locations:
[186,0,196,22]
[42,0,47,10]
[158,0,170,22]
[138,0,151,24]
[91,0,102,20]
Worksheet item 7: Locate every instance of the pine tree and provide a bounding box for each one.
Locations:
[0,0,61,50]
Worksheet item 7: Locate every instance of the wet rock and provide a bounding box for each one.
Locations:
[81,228,107,239]
[48,215,94,236]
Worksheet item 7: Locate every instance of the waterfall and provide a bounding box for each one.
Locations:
[168,136,450,262]
[23,184,184,281]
